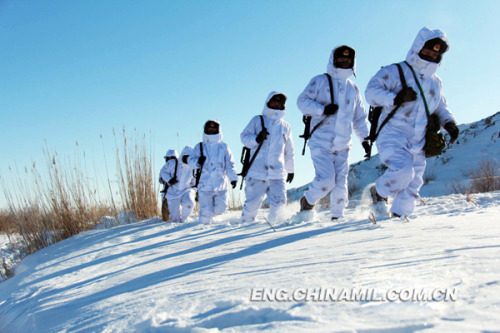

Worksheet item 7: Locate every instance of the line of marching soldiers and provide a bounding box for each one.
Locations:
[159,27,460,225]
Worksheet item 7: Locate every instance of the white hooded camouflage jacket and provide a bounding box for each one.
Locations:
[240,91,294,180]
[159,148,195,198]
[297,45,369,152]
[365,27,455,153]
[188,120,239,192]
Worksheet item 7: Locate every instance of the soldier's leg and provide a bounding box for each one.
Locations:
[376,143,415,199]
[198,190,214,225]
[167,196,182,223]
[213,190,228,217]
[180,189,196,222]
[330,149,350,218]
[304,148,336,205]
[241,177,267,223]
[267,178,287,222]
[391,151,426,216]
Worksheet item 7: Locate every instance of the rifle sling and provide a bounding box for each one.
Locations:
[372,63,406,142]
[173,158,178,182]
[308,73,336,138]
[404,61,431,118]
[245,115,266,175]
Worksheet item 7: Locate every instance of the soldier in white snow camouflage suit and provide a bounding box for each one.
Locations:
[297,45,370,220]
[159,147,196,223]
[240,92,295,223]
[188,120,239,225]
[365,27,459,217]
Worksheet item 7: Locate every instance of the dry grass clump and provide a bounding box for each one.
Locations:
[228,187,243,211]
[0,129,158,278]
[469,159,500,193]
[114,127,158,220]
[1,146,116,255]
[448,158,500,195]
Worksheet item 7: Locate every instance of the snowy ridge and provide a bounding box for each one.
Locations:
[1,190,500,331]
[286,111,500,202]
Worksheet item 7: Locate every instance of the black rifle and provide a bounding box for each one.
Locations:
[160,156,178,192]
[160,183,168,193]
[193,142,204,188]
[238,115,266,190]
[299,115,312,155]
[299,73,335,155]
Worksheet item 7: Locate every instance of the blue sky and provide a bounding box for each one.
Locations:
[1,1,499,207]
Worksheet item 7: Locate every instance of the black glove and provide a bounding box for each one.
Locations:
[286,173,294,183]
[362,140,371,159]
[168,178,178,185]
[394,87,417,105]
[323,103,339,115]
[231,180,237,189]
[197,155,206,166]
[444,122,459,143]
[255,130,269,143]
[182,155,189,164]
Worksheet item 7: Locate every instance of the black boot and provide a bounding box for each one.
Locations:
[300,196,314,211]
[370,186,387,204]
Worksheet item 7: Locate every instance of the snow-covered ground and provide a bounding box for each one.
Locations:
[1,112,498,331]
[1,190,500,332]
[0,234,22,280]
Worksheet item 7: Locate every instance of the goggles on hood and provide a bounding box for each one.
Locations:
[204,121,219,135]
[267,94,287,110]
[418,38,448,63]
[333,46,355,69]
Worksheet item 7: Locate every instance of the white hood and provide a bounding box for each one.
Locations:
[406,27,448,78]
[203,119,223,144]
[180,145,193,157]
[262,91,287,121]
[327,45,356,79]
[164,149,178,158]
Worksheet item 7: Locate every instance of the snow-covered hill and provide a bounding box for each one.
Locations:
[286,112,500,202]
[1,190,500,332]
[1,112,499,332]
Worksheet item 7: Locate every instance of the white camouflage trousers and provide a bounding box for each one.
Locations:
[304,148,350,217]
[167,189,195,223]
[198,189,228,225]
[241,177,287,223]
[376,139,426,216]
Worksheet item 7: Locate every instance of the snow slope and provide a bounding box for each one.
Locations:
[1,191,500,332]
